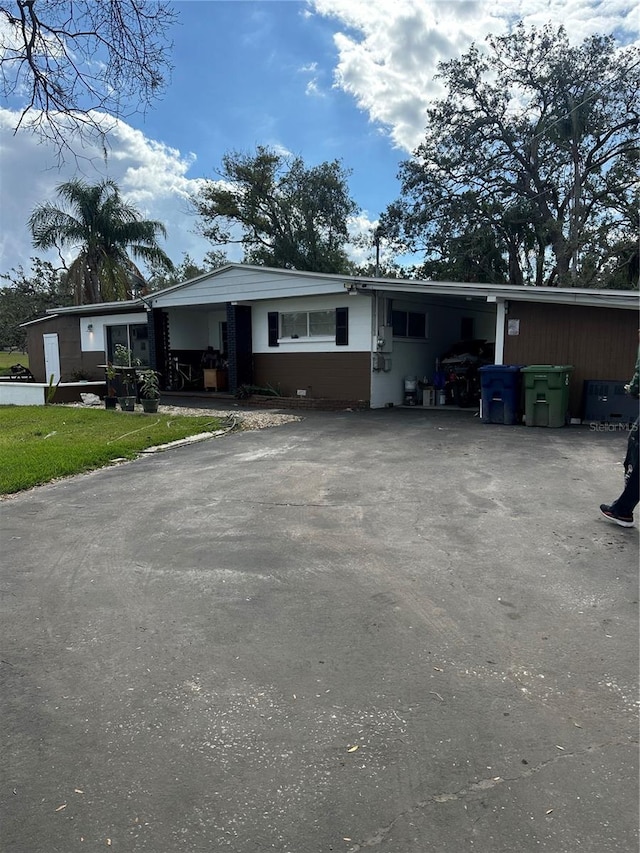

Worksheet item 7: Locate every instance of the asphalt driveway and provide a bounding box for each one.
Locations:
[1,408,638,852]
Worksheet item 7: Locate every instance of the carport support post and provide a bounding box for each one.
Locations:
[147,308,171,387]
[147,310,157,371]
[226,303,253,393]
[494,299,507,365]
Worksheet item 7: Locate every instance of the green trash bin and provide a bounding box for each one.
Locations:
[521,365,573,427]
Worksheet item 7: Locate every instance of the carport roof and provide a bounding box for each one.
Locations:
[353,277,639,309]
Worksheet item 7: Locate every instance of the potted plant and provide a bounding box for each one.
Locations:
[104,362,118,409]
[114,344,140,411]
[139,369,161,413]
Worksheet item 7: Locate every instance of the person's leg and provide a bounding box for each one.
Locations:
[608,474,639,519]
[601,417,639,525]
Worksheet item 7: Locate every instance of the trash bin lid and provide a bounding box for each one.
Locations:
[479,364,524,372]
[520,364,573,373]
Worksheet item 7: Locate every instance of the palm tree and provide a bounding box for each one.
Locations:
[28,178,174,304]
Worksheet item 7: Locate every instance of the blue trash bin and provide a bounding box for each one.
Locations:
[479,365,523,425]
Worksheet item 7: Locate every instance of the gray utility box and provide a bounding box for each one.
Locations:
[583,380,639,424]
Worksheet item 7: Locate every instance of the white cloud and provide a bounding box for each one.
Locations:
[299,58,327,98]
[346,211,379,266]
[305,79,325,97]
[311,0,639,151]
[0,108,219,275]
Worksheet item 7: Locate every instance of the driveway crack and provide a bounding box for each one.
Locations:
[347,739,636,850]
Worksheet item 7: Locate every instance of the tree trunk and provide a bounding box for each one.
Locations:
[549,228,572,287]
[506,240,524,286]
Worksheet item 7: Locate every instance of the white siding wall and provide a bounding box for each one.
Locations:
[252,293,373,353]
[370,293,497,408]
[208,310,228,352]
[80,313,148,353]
[153,266,350,308]
[370,340,433,408]
[165,308,228,351]
[169,308,210,350]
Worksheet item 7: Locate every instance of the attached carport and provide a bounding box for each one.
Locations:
[347,278,638,416]
[349,282,499,409]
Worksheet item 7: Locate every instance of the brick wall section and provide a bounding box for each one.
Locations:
[253,352,371,400]
[226,303,237,391]
[150,309,172,387]
[226,304,254,392]
[148,310,157,370]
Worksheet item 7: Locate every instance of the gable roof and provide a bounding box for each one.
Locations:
[44,263,639,315]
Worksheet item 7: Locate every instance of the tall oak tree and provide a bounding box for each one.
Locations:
[383,24,639,288]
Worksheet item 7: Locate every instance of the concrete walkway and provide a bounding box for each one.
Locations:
[1,409,638,852]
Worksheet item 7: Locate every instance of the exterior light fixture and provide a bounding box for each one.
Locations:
[87,323,94,332]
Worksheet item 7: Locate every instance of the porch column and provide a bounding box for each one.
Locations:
[226,303,253,392]
[148,309,170,387]
[494,299,507,365]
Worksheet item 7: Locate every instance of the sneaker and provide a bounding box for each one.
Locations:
[599,504,634,527]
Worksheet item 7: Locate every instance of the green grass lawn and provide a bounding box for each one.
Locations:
[0,351,29,372]
[0,405,226,495]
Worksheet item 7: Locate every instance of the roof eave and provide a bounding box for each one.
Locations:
[360,279,638,309]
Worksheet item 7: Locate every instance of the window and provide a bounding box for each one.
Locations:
[106,323,150,365]
[268,308,348,347]
[280,309,336,339]
[392,310,427,339]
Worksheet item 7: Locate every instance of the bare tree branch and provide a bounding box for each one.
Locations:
[0,0,176,158]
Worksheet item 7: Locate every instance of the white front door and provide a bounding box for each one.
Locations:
[43,333,61,383]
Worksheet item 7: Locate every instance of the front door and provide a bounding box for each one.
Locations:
[43,333,61,383]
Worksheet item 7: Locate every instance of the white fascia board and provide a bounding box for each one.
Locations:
[503,291,638,310]
[44,299,144,316]
[21,314,60,328]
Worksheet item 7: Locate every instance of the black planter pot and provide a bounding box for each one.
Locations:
[118,396,136,412]
[105,397,117,410]
[141,398,159,413]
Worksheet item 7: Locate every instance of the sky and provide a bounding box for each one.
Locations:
[0,0,638,278]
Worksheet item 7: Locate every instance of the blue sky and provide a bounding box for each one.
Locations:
[1,0,638,276]
[148,1,404,215]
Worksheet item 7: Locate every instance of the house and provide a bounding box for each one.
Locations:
[23,264,639,418]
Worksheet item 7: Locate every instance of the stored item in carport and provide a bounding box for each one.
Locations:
[439,340,493,408]
[404,376,418,405]
[422,388,436,407]
[583,380,639,425]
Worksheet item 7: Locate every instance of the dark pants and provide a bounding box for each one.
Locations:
[611,416,639,517]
